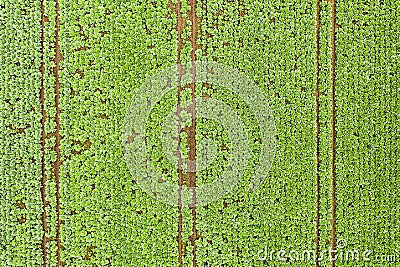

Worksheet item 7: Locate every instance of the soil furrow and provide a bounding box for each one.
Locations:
[188,0,198,266]
[175,0,184,266]
[315,0,322,266]
[53,0,62,265]
[39,0,47,265]
[330,0,338,266]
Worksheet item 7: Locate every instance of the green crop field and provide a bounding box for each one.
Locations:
[1,0,399,266]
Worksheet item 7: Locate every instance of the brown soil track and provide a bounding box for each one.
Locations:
[175,0,198,265]
[53,0,62,265]
[175,0,184,265]
[315,0,321,266]
[189,0,198,266]
[330,0,338,266]
[39,0,48,266]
